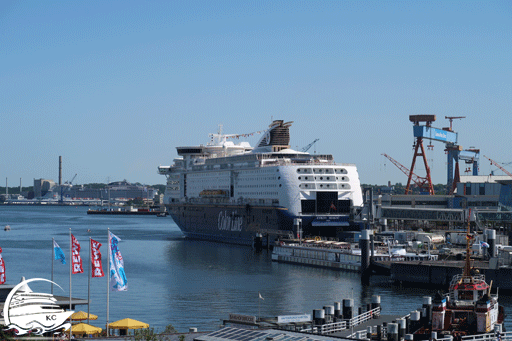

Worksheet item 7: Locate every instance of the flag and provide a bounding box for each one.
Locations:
[109,231,127,291]
[71,234,83,274]
[53,240,66,264]
[91,239,104,278]
[480,241,490,248]
[259,292,264,300]
[0,247,5,285]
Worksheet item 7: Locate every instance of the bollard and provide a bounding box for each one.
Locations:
[410,310,421,333]
[313,309,325,326]
[387,323,398,341]
[367,326,372,340]
[423,296,432,326]
[488,229,496,258]
[371,295,381,317]
[343,299,354,320]
[324,306,334,323]
[398,318,406,339]
[334,302,341,319]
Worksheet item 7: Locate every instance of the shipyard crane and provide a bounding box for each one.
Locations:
[65,173,77,185]
[484,156,512,177]
[444,116,466,131]
[381,153,433,194]
[301,139,319,153]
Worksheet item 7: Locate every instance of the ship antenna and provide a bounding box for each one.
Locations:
[463,208,472,278]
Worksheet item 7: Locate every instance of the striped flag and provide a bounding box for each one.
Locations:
[109,231,127,291]
[91,238,104,277]
[71,234,83,274]
[0,247,5,284]
[53,240,66,264]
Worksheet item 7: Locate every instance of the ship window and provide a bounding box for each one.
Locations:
[458,290,474,300]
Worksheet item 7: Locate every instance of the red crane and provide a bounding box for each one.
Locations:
[382,153,435,194]
[484,155,512,177]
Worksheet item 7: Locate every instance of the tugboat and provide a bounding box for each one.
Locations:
[418,209,505,338]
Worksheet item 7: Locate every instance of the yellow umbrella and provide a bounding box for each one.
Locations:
[108,318,149,330]
[69,311,98,321]
[66,323,102,335]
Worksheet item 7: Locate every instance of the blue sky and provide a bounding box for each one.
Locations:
[1,0,511,187]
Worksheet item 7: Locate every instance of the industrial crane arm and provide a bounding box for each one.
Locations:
[484,155,512,177]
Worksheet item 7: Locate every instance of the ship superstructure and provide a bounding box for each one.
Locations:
[158,120,364,246]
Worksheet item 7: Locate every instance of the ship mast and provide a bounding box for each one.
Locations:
[463,208,472,278]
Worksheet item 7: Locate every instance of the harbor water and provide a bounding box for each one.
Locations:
[1,205,512,333]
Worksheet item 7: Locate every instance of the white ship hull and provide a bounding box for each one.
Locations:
[159,120,363,246]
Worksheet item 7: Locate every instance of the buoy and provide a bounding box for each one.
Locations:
[4,225,11,231]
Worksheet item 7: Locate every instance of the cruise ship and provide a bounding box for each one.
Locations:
[158,120,364,246]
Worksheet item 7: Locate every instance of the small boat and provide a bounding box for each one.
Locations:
[415,209,504,338]
[4,225,10,231]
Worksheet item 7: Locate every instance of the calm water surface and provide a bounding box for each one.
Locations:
[1,206,511,333]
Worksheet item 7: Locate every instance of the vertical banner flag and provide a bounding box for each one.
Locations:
[109,231,127,291]
[0,247,5,284]
[91,239,104,277]
[71,234,84,274]
[53,240,66,264]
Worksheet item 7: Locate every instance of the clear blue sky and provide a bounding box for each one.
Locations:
[1,0,511,187]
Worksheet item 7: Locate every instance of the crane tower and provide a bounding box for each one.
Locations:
[406,115,458,195]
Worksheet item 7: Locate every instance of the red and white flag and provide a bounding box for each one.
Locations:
[91,238,104,278]
[0,247,5,284]
[71,234,83,274]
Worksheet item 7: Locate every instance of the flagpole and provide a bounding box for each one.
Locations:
[69,229,72,340]
[88,236,91,326]
[107,228,110,337]
[51,238,54,295]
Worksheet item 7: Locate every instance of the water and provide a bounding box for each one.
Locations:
[1,205,511,333]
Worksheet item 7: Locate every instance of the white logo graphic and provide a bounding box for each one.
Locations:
[3,278,73,335]
[218,211,243,231]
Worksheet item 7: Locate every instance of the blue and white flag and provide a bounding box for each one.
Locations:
[109,231,127,291]
[53,240,66,264]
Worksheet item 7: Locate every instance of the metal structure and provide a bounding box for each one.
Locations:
[459,148,480,175]
[406,115,459,195]
[381,153,432,192]
[301,138,319,153]
[484,155,512,177]
[444,116,466,131]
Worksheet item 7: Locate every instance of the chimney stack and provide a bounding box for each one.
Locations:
[59,156,62,186]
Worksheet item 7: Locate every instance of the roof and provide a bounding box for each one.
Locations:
[459,175,512,184]
[194,326,357,341]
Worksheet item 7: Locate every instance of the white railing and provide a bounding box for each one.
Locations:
[300,307,381,335]
[319,321,347,334]
[346,329,512,341]
[347,307,381,328]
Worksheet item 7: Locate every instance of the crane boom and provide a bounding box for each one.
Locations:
[484,156,512,177]
[382,153,433,193]
[301,139,319,153]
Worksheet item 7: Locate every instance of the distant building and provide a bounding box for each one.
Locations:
[57,180,157,201]
[34,179,56,198]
